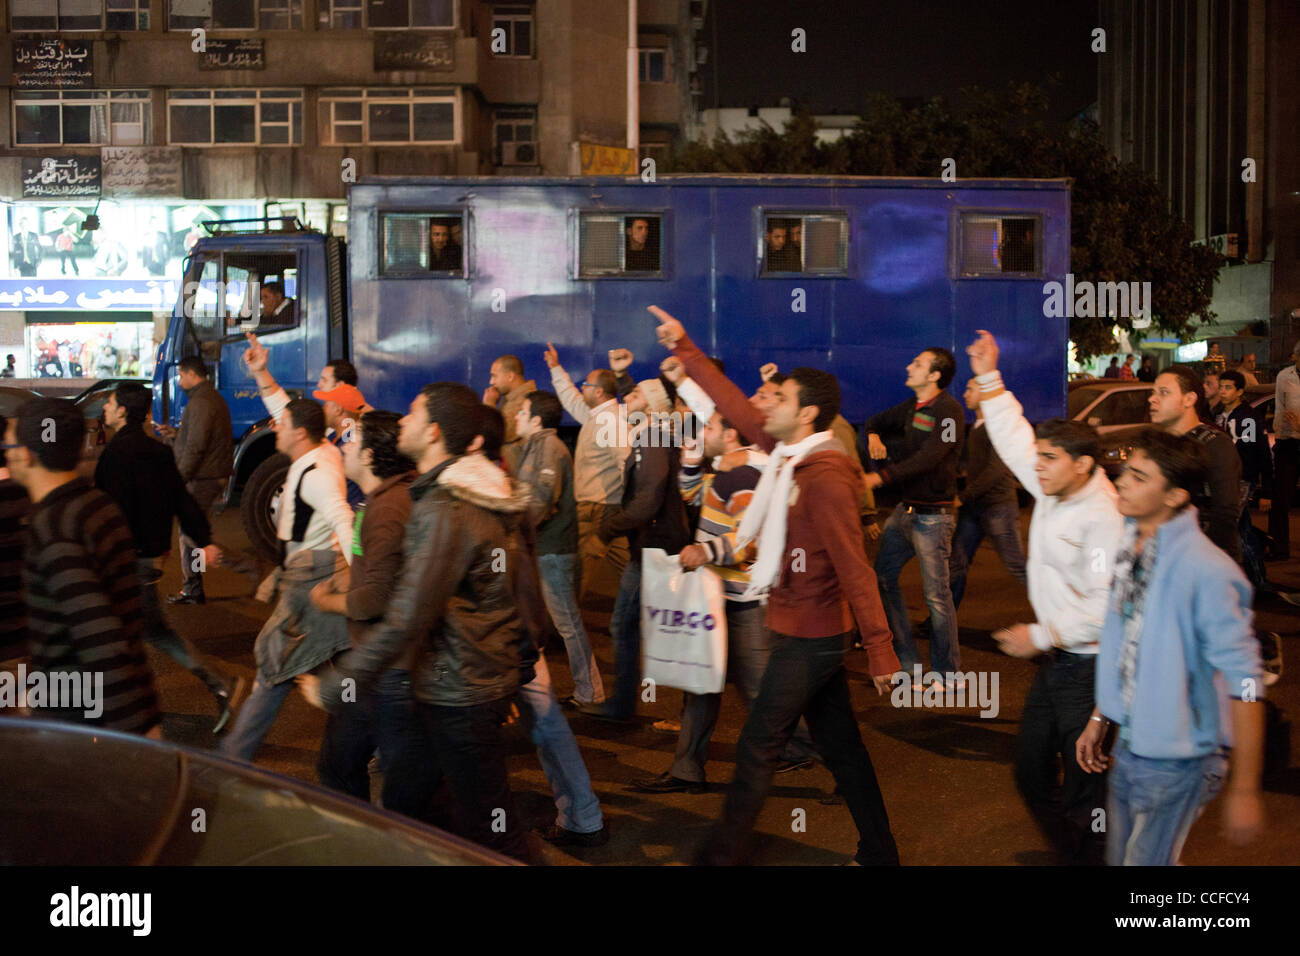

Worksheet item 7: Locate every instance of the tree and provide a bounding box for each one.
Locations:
[669,85,1224,359]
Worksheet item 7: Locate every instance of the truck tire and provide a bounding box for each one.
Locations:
[241,452,289,564]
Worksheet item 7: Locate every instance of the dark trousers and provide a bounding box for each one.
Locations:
[699,631,899,865]
[1014,650,1106,866]
[137,558,225,695]
[1268,438,1299,557]
[948,500,1027,608]
[180,478,225,592]
[317,669,428,811]
[384,695,530,862]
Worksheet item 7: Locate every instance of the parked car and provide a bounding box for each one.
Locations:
[0,385,42,419]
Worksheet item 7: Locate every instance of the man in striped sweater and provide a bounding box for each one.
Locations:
[5,399,160,736]
[0,413,30,666]
[628,410,818,793]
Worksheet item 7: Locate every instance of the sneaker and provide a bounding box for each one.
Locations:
[535,824,610,848]
[167,588,206,605]
[212,674,247,735]
[774,758,815,774]
[652,718,681,734]
[1259,631,1283,687]
[627,772,706,794]
[1275,591,1300,608]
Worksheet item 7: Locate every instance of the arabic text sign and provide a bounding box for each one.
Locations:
[0,280,181,312]
[101,147,184,197]
[21,155,102,199]
[374,34,455,72]
[197,38,266,71]
[13,39,93,89]
[580,143,636,176]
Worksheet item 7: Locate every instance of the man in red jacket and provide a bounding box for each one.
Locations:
[651,306,900,865]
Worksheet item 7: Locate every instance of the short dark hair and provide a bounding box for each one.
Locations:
[17,398,83,471]
[1219,369,1246,390]
[285,398,326,443]
[591,369,618,400]
[326,358,358,386]
[178,356,207,378]
[419,381,480,456]
[525,390,563,430]
[658,374,679,408]
[358,410,413,479]
[923,348,957,390]
[114,383,151,429]
[1127,428,1209,509]
[719,415,751,447]
[494,354,523,378]
[474,403,506,462]
[767,372,787,386]
[263,280,285,297]
[786,367,840,432]
[1034,418,1101,475]
[1158,366,1210,420]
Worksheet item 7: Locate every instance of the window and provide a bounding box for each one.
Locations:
[187,252,299,338]
[168,0,301,30]
[379,212,464,276]
[578,213,662,277]
[761,213,848,275]
[639,48,670,83]
[168,90,302,146]
[1085,388,1153,428]
[319,89,458,145]
[959,213,1040,276]
[13,90,150,147]
[11,0,148,30]
[491,5,533,57]
[493,107,536,165]
[318,0,451,28]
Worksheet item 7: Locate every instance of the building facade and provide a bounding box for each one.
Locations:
[1097,0,1300,365]
[0,0,703,377]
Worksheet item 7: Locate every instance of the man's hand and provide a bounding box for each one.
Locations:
[483,385,500,406]
[1075,714,1111,774]
[759,362,778,382]
[1223,789,1264,846]
[543,342,559,369]
[154,422,176,441]
[967,330,1000,376]
[608,348,633,372]
[867,433,887,460]
[244,332,268,373]
[202,544,222,569]
[863,472,883,491]
[309,578,334,612]
[871,674,893,695]
[679,543,710,570]
[660,356,686,385]
[648,305,685,349]
[994,624,1039,659]
[864,522,881,541]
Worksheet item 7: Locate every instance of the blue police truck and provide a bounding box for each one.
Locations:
[154,174,1071,560]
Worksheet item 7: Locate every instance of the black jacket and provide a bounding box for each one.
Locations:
[961,420,1018,509]
[1186,423,1242,563]
[864,391,966,504]
[598,421,690,554]
[95,425,210,559]
[1219,404,1273,492]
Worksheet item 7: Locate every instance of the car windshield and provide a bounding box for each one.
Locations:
[1067,387,1105,419]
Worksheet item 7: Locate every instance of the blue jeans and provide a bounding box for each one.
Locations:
[874,506,960,674]
[1237,482,1267,590]
[518,655,604,833]
[948,500,1027,608]
[671,601,817,782]
[1106,740,1228,865]
[219,674,295,762]
[605,557,642,719]
[537,552,605,705]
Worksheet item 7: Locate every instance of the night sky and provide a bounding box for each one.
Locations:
[702,0,1100,122]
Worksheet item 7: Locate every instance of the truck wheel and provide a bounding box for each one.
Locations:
[241,453,289,564]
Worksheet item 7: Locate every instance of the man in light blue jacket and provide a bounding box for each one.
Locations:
[1076,429,1266,866]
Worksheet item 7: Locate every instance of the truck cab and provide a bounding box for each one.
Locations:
[154,217,348,559]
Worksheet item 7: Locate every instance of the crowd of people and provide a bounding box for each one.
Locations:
[1,310,1295,867]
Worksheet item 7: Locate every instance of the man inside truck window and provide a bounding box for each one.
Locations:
[259,281,296,327]
[624,217,659,272]
[428,220,463,273]
[765,220,801,272]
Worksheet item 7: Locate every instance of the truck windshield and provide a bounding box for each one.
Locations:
[184,250,300,340]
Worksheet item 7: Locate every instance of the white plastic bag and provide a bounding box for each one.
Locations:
[640,548,728,695]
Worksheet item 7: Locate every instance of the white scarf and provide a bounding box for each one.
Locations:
[735,430,832,599]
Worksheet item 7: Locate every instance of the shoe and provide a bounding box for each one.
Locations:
[627,772,707,794]
[1259,631,1283,687]
[1275,591,1300,608]
[212,674,247,735]
[774,758,815,774]
[168,589,206,606]
[559,695,590,710]
[535,824,610,848]
[651,718,681,734]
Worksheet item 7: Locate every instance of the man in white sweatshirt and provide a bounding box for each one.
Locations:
[967,330,1125,865]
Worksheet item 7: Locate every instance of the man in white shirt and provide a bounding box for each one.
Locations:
[1268,340,1300,559]
[543,342,631,599]
[967,330,1125,865]
[219,341,355,763]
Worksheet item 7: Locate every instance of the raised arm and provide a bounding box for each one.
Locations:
[966,331,1046,500]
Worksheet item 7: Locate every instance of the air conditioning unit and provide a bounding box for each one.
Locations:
[501,141,537,165]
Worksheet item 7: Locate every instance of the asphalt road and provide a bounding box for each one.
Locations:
[146,503,1300,866]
